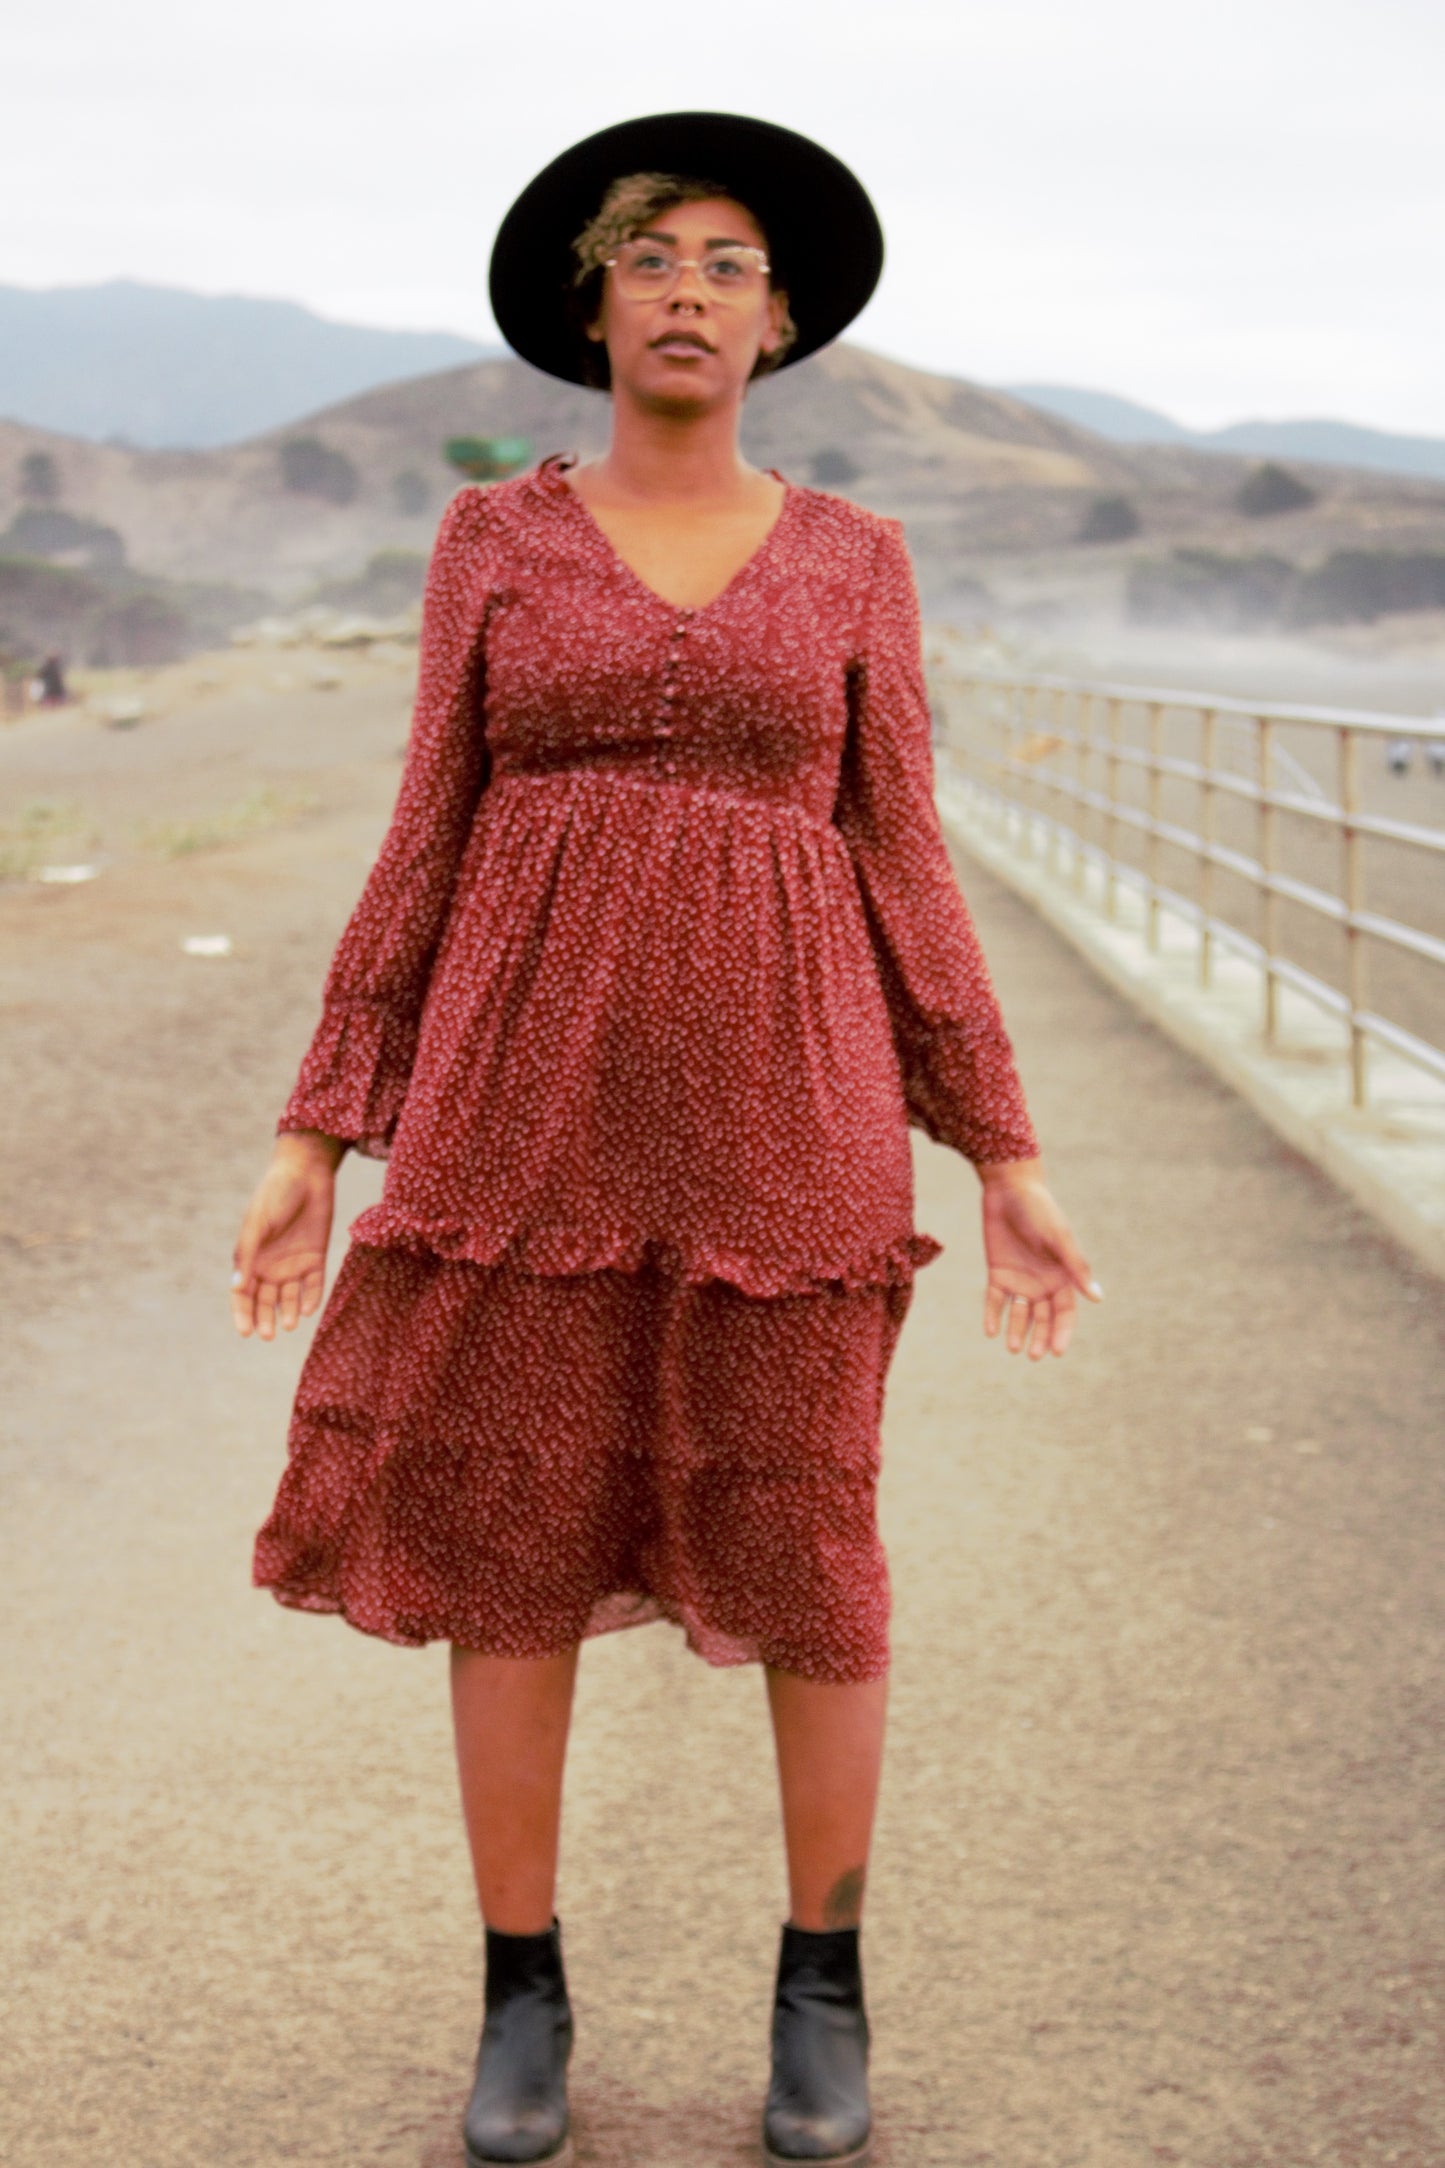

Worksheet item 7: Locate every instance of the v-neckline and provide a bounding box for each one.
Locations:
[544,452,795,619]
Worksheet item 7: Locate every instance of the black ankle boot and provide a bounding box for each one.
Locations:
[462,1919,573,2167]
[762,1922,871,2166]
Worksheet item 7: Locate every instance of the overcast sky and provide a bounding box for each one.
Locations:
[6,0,1441,433]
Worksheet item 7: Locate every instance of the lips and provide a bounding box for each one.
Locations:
[650,333,714,355]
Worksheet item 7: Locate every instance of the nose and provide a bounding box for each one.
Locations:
[667,259,710,309]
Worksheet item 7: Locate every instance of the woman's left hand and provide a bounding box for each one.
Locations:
[978,1159,1102,1360]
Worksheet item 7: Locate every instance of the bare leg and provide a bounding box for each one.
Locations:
[450,1644,580,1934]
[765,1668,889,1930]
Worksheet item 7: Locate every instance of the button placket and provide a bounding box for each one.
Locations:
[657,611,690,766]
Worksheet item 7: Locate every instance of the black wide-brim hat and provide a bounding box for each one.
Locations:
[488,110,884,387]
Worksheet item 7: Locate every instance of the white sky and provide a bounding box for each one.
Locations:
[6,0,1442,433]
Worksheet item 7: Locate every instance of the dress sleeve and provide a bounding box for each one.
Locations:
[275,488,493,1159]
[833,516,1040,1166]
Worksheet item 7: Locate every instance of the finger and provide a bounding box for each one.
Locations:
[229,1280,256,1336]
[255,1278,280,1341]
[279,1276,302,1332]
[1006,1294,1030,1355]
[298,1266,325,1319]
[1061,1238,1103,1301]
[1027,1299,1053,1361]
[1050,1285,1077,1357]
[983,1282,1008,1338]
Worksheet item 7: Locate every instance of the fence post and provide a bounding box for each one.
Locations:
[1259,717,1279,1044]
[1340,726,1368,1107]
[1074,690,1091,895]
[1105,698,1122,920]
[1199,707,1216,987]
[1146,701,1163,952]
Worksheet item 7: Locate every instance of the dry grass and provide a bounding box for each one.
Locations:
[0,799,100,882]
[131,785,318,860]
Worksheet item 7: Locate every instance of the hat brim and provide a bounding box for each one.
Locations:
[488,110,884,388]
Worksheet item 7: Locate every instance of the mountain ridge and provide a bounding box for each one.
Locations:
[1005,383,1445,483]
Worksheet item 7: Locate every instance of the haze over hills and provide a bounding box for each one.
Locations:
[1006,384,1445,484]
[1,282,1442,491]
[0,281,495,449]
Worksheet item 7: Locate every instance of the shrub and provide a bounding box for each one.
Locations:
[1288,550,1445,626]
[1076,494,1141,544]
[20,451,60,504]
[279,437,359,505]
[4,508,126,568]
[392,469,432,516]
[1236,462,1316,517]
[810,447,861,488]
[1127,549,1294,629]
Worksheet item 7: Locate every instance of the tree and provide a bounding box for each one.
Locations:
[279,437,359,506]
[20,451,60,504]
[1236,462,1316,518]
[392,469,432,516]
[810,447,860,489]
[1077,495,1141,544]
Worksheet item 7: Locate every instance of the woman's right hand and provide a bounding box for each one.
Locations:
[231,1131,345,1340]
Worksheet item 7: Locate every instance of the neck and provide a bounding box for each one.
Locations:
[595,381,757,503]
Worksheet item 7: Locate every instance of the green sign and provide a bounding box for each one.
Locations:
[444,436,534,481]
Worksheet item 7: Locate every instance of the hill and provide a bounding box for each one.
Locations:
[0,281,494,449]
[1007,383,1445,484]
[3,343,1444,664]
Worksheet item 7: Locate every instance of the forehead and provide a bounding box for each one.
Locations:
[636,195,767,246]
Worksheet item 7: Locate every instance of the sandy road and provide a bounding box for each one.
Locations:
[2,667,1443,2167]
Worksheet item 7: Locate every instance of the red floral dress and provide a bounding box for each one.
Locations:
[252,454,1038,1683]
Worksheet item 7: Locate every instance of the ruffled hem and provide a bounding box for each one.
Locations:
[346,1199,943,1294]
[256,1575,889,1685]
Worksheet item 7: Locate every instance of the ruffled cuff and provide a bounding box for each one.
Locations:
[275,999,420,1161]
[899,1022,1041,1167]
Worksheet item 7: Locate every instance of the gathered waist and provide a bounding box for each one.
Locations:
[480,764,844,848]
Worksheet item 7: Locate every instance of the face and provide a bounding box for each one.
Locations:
[586,195,790,412]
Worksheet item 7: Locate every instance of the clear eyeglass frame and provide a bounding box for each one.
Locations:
[603,240,772,304]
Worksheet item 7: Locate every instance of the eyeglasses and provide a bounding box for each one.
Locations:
[603,238,771,303]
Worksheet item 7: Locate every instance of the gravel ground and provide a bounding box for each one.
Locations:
[1,662,1442,2167]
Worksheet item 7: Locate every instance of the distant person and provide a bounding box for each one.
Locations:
[35,652,69,705]
[1385,736,1414,776]
[231,110,1100,2168]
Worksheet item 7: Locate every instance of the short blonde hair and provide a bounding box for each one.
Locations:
[567,170,798,390]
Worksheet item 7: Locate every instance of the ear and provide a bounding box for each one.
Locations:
[758,287,790,357]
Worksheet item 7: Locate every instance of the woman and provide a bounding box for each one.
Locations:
[232,111,1099,2168]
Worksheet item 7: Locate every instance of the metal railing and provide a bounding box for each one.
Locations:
[933,669,1445,1109]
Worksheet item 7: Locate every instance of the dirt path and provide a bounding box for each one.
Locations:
[2,669,1443,2166]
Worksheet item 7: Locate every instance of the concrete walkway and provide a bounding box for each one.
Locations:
[3,765,1443,2163]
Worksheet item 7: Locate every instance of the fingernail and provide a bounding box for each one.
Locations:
[231,1269,244,1287]
[1088,1278,1105,1300]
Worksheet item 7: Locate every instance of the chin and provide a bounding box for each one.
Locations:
[631,373,730,418]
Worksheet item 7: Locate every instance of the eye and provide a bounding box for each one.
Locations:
[704,252,747,283]
[626,248,673,277]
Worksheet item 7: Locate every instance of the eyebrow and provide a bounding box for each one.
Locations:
[633,226,762,251]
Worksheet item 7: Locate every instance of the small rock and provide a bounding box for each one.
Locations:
[181,934,233,957]
[1244,1425,1274,1444]
[35,864,100,884]
[99,695,145,729]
